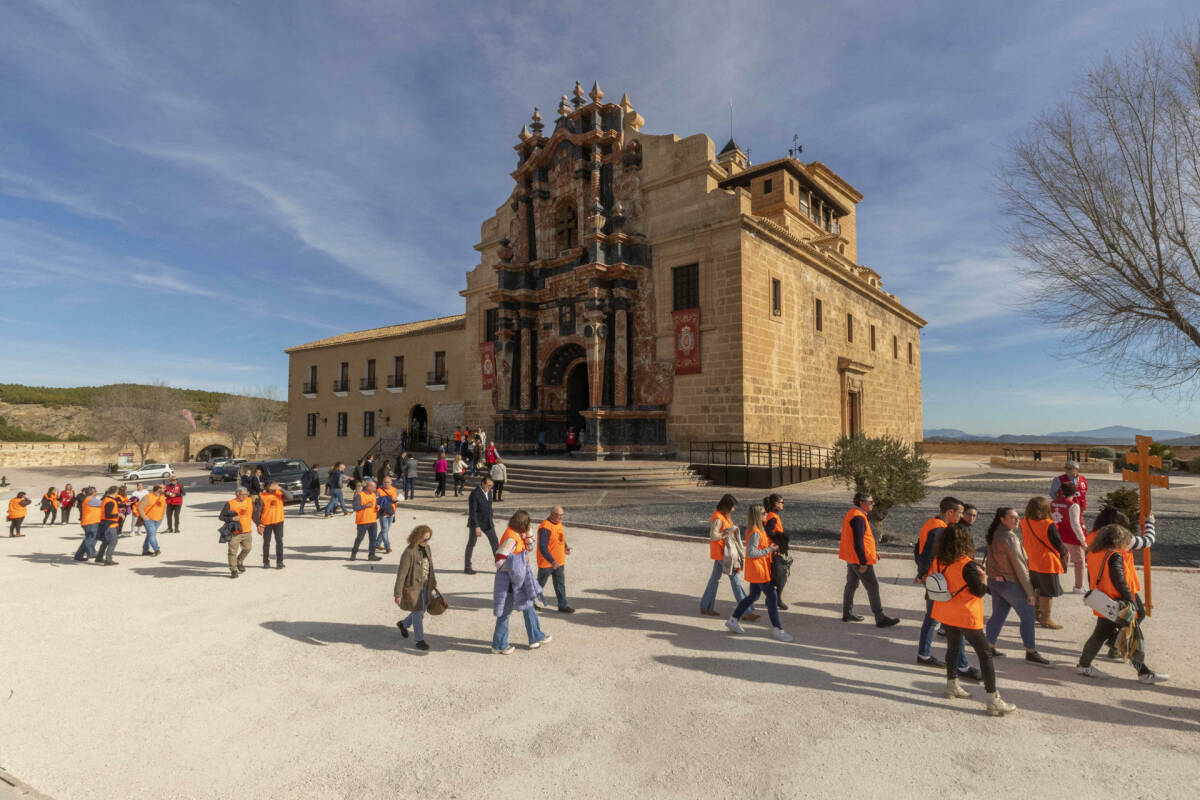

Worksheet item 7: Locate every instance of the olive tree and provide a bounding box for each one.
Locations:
[829,434,930,538]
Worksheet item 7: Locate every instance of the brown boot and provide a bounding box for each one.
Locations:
[1041,597,1063,630]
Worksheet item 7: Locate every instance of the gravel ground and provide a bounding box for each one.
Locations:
[2,464,1199,799]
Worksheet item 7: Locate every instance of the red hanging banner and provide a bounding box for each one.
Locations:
[673,308,701,375]
[480,342,496,390]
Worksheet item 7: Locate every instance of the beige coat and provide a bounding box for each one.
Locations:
[395,544,436,611]
[986,527,1034,598]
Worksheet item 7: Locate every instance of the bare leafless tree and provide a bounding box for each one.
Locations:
[219,388,282,458]
[1001,27,1200,394]
[89,382,190,464]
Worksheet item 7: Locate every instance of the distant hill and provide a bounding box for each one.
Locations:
[924,425,1195,444]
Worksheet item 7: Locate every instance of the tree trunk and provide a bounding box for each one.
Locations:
[869,502,894,541]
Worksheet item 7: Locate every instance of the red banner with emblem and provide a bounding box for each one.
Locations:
[480,342,496,390]
[673,308,700,374]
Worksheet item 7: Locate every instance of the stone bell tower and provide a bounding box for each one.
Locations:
[489,82,672,456]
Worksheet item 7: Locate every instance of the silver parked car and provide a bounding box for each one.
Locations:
[123,463,174,481]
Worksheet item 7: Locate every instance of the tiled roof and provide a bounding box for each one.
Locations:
[284,314,466,353]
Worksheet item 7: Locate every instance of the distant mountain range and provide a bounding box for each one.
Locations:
[924,425,1197,445]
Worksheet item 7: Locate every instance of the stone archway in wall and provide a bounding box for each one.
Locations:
[195,443,232,463]
[409,404,428,449]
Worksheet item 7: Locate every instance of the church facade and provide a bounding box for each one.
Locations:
[285,84,924,463]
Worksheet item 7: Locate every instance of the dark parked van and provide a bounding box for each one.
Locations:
[240,458,311,502]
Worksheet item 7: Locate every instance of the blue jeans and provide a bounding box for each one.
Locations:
[141,518,160,554]
[377,514,393,550]
[537,565,569,610]
[298,488,322,514]
[352,523,378,557]
[492,588,546,650]
[985,578,1037,650]
[920,596,968,669]
[402,478,415,499]
[324,489,347,516]
[699,560,753,614]
[75,524,99,559]
[402,586,427,641]
[735,581,781,628]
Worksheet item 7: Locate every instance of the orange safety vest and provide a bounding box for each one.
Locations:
[1086,548,1122,617]
[916,517,947,577]
[839,507,877,565]
[354,491,378,525]
[931,555,984,630]
[80,498,102,526]
[7,498,27,520]
[228,497,254,534]
[100,497,121,524]
[499,525,527,555]
[709,510,733,561]
[43,493,59,509]
[258,490,284,525]
[378,485,398,503]
[140,493,166,522]
[536,518,566,569]
[764,511,783,540]
[743,525,773,584]
[1021,518,1063,574]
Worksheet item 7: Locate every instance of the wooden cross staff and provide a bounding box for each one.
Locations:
[1122,434,1169,615]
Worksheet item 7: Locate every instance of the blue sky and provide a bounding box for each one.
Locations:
[1,0,1197,435]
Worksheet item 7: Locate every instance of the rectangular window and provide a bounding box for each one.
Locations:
[846,313,853,343]
[815,298,823,332]
[485,308,499,342]
[870,325,877,351]
[306,413,317,437]
[893,335,899,359]
[361,358,376,390]
[771,278,782,317]
[908,342,914,364]
[389,355,404,388]
[336,412,347,437]
[363,411,375,438]
[672,263,699,311]
[339,362,348,381]
[763,178,773,194]
[788,179,796,195]
[429,351,447,385]
[304,366,317,394]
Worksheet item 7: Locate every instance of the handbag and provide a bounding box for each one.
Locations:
[218,520,238,543]
[427,587,448,616]
[1083,589,1120,621]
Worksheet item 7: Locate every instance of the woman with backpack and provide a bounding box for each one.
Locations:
[931,522,1016,716]
[983,508,1050,665]
[1075,523,1168,684]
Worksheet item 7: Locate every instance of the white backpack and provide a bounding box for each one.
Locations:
[925,571,966,603]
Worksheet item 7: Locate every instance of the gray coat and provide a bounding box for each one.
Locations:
[403,457,419,478]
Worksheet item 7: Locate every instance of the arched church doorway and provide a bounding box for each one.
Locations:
[410,404,428,449]
[566,363,588,434]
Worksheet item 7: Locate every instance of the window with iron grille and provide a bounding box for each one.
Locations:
[363,411,375,438]
[306,413,317,437]
[336,412,347,437]
[672,263,699,311]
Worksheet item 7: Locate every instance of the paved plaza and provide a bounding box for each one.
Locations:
[1,464,1198,799]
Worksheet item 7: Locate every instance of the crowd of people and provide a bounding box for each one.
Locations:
[4,457,1171,714]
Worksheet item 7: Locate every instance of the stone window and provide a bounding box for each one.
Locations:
[558,302,575,335]
[789,179,796,195]
[555,203,578,252]
[306,413,317,437]
[893,335,899,359]
[908,342,914,364]
[815,298,823,332]
[870,324,877,351]
[846,313,853,343]
[336,412,347,437]
[763,179,773,194]
[390,356,404,388]
[363,410,375,438]
[485,308,499,342]
[672,263,699,311]
[771,278,782,317]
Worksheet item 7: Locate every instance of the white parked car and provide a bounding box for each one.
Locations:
[124,463,174,480]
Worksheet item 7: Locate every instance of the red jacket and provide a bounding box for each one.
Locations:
[164,483,184,506]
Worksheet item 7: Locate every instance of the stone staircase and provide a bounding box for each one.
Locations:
[405,457,709,494]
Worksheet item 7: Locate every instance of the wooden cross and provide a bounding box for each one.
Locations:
[1122,434,1169,615]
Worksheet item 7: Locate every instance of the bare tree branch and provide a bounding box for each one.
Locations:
[89,382,190,464]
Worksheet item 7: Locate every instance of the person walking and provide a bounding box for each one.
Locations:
[1051,481,1087,592]
[350,479,382,561]
[983,507,1050,665]
[7,492,31,536]
[490,458,507,501]
[839,492,900,627]
[465,475,499,574]
[129,482,147,535]
[363,456,376,484]
[452,453,466,496]
[1075,523,1168,684]
[915,497,968,670]
[699,494,757,619]
[219,487,255,578]
[163,477,184,533]
[255,481,286,569]
[248,468,266,496]
[1051,460,1088,511]
[58,484,75,525]
[323,463,349,517]
[299,463,323,514]
[113,485,131,537]
[378,459,393,482]
[138,484,166,557]
[377,475,398,554]
[536,505,574,613]
[39,487,59,526]
[434,453,448,497]
[485,442,498,471]
[1021,496,1068,629]
[402,453,418,500]
[726,503,793,642]
[1088,507,1156,660]
[395,525,437,651]
[73,488,100,560]
[491,510,550,654]
[94,486,122,565]
[350,459,365,492]
[763,494,792,610]
[931,522,1017,716]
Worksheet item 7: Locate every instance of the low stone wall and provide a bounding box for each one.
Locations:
[0,441,119,468]
[989,456,1115,474]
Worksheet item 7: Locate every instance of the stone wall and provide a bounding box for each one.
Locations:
[0,442,117,468]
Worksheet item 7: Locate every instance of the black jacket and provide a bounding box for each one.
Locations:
[467,486,494,532]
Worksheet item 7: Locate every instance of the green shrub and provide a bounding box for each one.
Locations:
[1148,441,1175,470]
[0,415,59,442]
[1189,456,1200,474]
[830,434,930,538]
[1089,446,1116,460]
[1101,487,1140,523]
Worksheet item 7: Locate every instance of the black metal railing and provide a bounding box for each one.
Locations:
[426,370,448,386]
[360,377,377,391]
[386,374,405,389]
[688,441,834,488]
[302,381,317,394]
[1001,447,1091,464]
[332,379,349,393]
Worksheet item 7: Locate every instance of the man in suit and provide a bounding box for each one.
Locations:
[465,475,499,574]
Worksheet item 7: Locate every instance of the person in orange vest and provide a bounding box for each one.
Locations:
[725,503,793,642]
[491,510,549,654]
[219,487,255,578]
[39,486,59,526]
[350,479,382,561]
[73,487,101,559]
[138,484,167,556]
[113,485,131,537]
[94,486,122,565]
[536,506,574,613]
[7,491,31,536]
[931,522,1017,715]
[254,481,287,569]
[915,497,975,678]
[699,494,757,620]
[763,494,792,610]
[1076,523,1168,684]
[839,492,900,627]
[376,476,399,554]
[1087,507,1157,661]
[1021,496,1068,629]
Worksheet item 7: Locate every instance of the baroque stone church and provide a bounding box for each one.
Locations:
[285,83,924,462]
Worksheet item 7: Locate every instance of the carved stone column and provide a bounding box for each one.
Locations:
[518,316,533,410]
[612,290,631,408]
[582,309,608,409]
[494,328,515,412]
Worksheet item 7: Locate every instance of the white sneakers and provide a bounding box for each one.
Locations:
[530,634,553,650]
[771,627,793,642]
[1076,665,1107,679]
[1139,671,1169,684]
[491,646,515,655]
[725,617,745,634]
